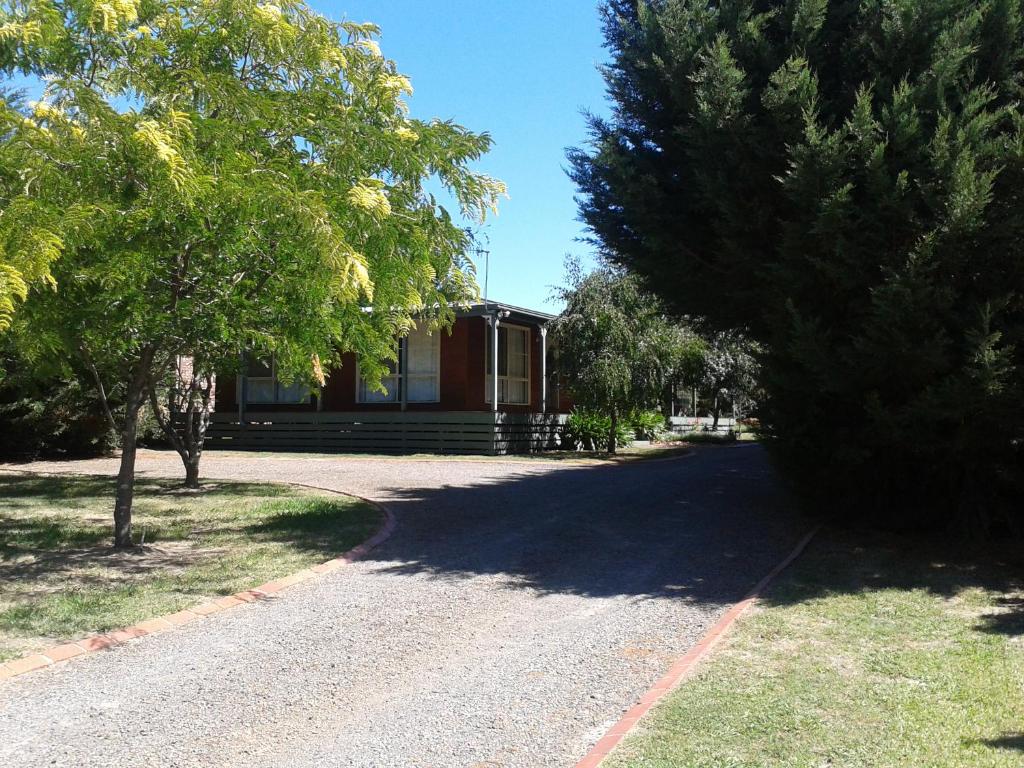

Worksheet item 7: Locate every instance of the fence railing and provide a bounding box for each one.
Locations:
[668,416,738,433]
[203,411,566,455]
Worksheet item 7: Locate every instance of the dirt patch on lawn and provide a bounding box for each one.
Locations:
[2,541,226,586]
[0,540,227,659]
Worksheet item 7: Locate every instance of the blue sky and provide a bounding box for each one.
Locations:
[318,1,611,311]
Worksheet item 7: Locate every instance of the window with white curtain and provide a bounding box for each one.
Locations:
[243,356,311,404]
[485,324,530,405]
[405,325,440,402]
[357,324,441,404]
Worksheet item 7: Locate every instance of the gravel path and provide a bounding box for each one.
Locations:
[0,444,802,767]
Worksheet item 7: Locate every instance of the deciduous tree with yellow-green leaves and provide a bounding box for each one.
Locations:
[0,0,504,546]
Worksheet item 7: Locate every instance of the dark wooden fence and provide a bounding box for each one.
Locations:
[203,411,566,455]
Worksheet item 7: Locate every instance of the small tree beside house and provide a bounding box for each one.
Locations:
[552,261,681,453]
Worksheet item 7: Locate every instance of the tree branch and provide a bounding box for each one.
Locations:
[79,342,119,434]
[148,369,186,456]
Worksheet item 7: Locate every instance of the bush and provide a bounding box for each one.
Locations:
[562,409,633,451]
[0,375,117,460]
[628,409,667,441]
[0,344,119,460]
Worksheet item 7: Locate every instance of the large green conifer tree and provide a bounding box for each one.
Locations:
[572,0,1024,532]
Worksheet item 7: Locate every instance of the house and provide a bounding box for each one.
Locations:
[207,301,571,454]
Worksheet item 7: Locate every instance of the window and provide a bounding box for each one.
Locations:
[486,324,530,405]
[357,356,400,403]
[243,356,311,405]
[357,324,441,404]
[406,325,440,402]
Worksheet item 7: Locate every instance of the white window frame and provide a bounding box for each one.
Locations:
[485,322,531,406]
[242,356,311,405]
[356,326,441,405]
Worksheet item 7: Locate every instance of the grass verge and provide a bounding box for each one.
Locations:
[0,472,381,661]
[603,444,693,462]
[607,529,1024,768]
[661,430,759,444]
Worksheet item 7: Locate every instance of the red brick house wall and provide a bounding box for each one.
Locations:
[214,315,566,414]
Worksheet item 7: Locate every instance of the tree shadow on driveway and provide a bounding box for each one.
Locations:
[354,443,809,606]
[342,441,1023,629]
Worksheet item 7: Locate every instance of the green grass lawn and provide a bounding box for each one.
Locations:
[608,529,1024,768]
[661,430,759,444]
[608,444,693,461]
[0,472,381,661]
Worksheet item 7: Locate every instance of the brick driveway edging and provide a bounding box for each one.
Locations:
[573,524,822,768]
[0,486,396,682]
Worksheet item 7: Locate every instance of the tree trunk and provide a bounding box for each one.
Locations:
[712,394,721,432]
[112,347,156,548]
[113,413,139,547]
[178,404,205,490]
[607,409,618,454]
[113,383,146,548]
[184,458,200,489]
[149,361,212,490]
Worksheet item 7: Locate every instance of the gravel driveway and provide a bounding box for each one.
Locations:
[0,443,802,767]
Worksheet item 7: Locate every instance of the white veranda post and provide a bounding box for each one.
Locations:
[399,335,408,412]
[491,314,500,413]
[540,325,548,413]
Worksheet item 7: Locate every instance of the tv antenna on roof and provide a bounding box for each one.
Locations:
[483,248,491,309]
[473,235,491,310]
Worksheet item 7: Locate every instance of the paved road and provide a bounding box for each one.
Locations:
[0,444,802,767]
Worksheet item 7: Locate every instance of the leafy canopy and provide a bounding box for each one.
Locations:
[692,329,760,415]
[572,0,1024,531]
[0,0,504,386]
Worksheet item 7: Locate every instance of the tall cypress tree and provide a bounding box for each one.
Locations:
[572,0,1024,533]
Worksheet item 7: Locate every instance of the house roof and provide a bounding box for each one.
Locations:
[456,299,556,325]
[361,300,556,325]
